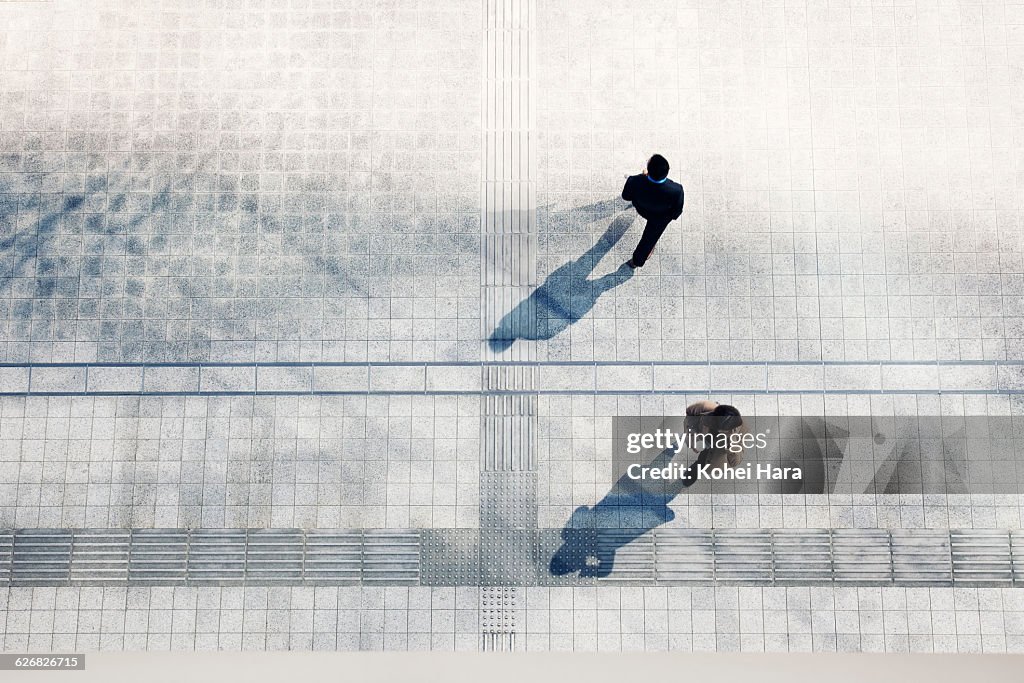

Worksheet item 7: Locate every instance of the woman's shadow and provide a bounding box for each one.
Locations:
[488,207,635,352]
[549,418,843,579]
[549,446,687,578]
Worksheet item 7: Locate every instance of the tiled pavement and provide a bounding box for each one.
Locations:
[2,586,1024,653]
[3,393,1024,530]
[2,0,1024,652]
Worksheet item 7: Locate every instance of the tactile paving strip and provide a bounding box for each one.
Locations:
[0,527,1021,587]
[1,529,419,586]
[244,529,304,584]
[654,529,715,583]
[482,392,537,471]
[596,530,655,583]
[303,530,362,584]
[69,529,130,584]
[480,529,536,585]
[11,529,72,585]
[1012,530,1024,585]
[892,529,953,585]
[951,529,1012,585]
[481,586,519,651]
[479,472,537,528]
[480,0,538,365]
[537,528,598,586]
[831,528,893,584]
[420,529,480,586]
[187,529,247,584]
[482,365,537,393]
[0,531,13,585]
[771,529,832,584]
[714,530,774,584]
[128,529,188,584]
[361,530,420,585]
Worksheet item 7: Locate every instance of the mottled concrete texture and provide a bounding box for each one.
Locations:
[2,0,1024,653]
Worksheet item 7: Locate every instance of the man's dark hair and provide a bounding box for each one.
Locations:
[647,154,670,181]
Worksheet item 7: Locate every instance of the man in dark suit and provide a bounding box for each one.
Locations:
[621,154,684,268]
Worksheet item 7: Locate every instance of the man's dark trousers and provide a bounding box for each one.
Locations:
[631,218,670,267]
[621,173,684,268]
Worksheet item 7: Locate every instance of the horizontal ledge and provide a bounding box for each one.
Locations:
[0,362,1010,396]
[0,361,1018,368]
[0,390,1018,397]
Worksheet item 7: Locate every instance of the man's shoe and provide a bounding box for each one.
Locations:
[627,258,638,269]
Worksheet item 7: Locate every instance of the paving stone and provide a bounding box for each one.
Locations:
[199,366,256,393]
[30,367,86,393]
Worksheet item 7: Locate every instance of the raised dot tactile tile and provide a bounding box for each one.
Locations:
[480,529,536,586]
[479,472,537,528]
[480,586,519,650]
[420,529,481,586]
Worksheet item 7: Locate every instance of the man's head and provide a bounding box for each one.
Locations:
[646,154,670,181]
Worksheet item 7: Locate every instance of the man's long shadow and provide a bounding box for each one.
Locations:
[488,206,635,352]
